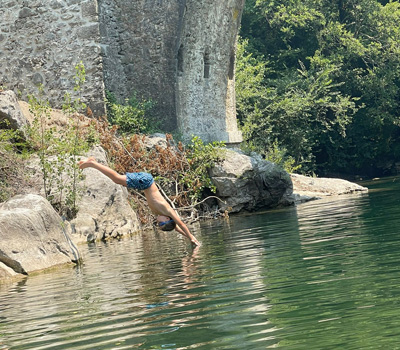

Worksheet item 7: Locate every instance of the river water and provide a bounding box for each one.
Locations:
[1,177,400,349]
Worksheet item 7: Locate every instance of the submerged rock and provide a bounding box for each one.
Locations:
[0,194,80,278]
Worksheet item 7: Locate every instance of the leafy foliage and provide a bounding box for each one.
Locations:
[236,37,358,173]
[184,136,225,200]
[26,62,91,218]
[106,91,158,134]
[239,0,400,176]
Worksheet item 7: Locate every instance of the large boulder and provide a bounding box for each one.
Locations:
[291,173,368,203]
[0,194,80,277]
[210,149,294,212]
[69,147,141,243]
[0,90,29,131]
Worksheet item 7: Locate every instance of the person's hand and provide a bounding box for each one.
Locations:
[191,238,201,247]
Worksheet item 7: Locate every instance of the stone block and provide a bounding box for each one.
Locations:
[18,7,34,19]
[81,0,98,19]
[77,23,100,40]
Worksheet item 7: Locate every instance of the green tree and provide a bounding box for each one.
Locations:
[239,0,400,176]
[27,63,91,218]
[236,36,358,173]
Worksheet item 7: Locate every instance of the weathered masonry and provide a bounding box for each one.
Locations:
[0,0,244,144]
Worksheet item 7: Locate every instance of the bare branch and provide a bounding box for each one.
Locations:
[114,138,136,164]
[131,189,147,201]
[177,195,226,210]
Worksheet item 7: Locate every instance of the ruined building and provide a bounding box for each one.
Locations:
[0,0,244,144]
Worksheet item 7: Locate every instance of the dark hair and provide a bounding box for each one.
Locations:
[160,219,176,232]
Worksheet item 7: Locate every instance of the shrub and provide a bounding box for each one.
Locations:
[25,62,92,218]
[106,91,158,134]
[89,119,225,226]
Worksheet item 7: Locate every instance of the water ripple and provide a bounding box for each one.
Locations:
[3,179,400,349]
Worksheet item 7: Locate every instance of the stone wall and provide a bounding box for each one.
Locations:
[0,0,244,143]
[176,0,244,143]
[98,0,186,131]
[0,0,105,114]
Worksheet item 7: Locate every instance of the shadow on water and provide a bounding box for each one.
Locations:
[2,178,400,349]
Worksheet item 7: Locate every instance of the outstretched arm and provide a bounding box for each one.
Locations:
[165,209,201,247]
[174,219,201,247]
[144,184,201,247]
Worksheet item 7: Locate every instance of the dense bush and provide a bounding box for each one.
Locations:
[90,119,225,226]
[238,0,400,177]
[105,91,159,134]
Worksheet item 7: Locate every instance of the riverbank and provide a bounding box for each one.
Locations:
[0,89,294,279]
[0,89,367,280]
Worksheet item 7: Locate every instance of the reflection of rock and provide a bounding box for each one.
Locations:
[210,149,294,212]
[291,173,368,203]
[70,146,140,244]
[0,194,80,278]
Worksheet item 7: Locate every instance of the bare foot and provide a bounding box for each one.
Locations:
[78,157,96,169]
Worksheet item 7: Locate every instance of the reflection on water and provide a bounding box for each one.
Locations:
[1,178,400,349]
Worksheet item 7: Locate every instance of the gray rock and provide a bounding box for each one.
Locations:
[210,149,294,212]
[50,0,64,10]
[32,72,44,85]
[81,0,98,19]
[0,90,29,131]
[0,194,80,277]
[144,134,169,150]
[0,262,20,281]
[70,146,141,243]
[18,7,34,18]
[291,173,368,203]
[77,24,100,40]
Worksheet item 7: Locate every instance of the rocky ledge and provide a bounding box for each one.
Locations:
[291,173,368,203]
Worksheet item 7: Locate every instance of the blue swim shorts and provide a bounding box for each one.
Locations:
[126,172,154,191]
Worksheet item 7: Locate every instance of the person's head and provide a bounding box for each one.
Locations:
[156,215,176,231]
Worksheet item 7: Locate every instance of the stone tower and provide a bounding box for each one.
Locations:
[0,0,244,144]
[176,1,244,143]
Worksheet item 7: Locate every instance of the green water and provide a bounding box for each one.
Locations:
[1,177,400,349]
